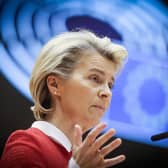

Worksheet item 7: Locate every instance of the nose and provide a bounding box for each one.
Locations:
[98,85,112,100]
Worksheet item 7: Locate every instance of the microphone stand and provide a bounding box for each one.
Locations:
[151,132,168,141]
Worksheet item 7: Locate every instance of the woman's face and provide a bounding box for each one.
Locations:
[59,53,116,131]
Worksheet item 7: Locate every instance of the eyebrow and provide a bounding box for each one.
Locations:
[89,68,115,83]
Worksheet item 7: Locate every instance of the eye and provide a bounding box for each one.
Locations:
[108,82,114,90]
[89,74,102,83]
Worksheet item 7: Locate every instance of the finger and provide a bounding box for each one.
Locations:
[94,128,115,150]
[101,138,122,157]
[83,123,107,146]
[72,124,83,150]
[104,154,126,167]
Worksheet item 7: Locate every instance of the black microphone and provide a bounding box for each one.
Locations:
[151,132,168,141]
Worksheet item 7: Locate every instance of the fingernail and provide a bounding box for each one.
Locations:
[100,122,107,126]
[109,128,116,133]
[74,124,80,128]
[121,155,126,161]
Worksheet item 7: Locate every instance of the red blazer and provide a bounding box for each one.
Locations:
[0,128,72,168]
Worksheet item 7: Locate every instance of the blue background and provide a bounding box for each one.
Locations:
[0,0,168,149]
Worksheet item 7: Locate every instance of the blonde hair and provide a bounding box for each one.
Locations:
[29,30,128,120]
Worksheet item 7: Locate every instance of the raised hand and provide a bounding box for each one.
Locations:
[72,123,125,168]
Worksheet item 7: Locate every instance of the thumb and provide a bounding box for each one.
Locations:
[72,124,83,150]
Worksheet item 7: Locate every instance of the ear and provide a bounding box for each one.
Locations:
[47,74,62,96]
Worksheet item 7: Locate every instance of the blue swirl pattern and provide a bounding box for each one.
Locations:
[0,0,168,147]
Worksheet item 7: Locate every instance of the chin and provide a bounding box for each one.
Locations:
[82,117,101,132]
[92,120,100,128]
[87,120,100,131]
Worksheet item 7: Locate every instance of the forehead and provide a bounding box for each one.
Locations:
[75,52,117,77]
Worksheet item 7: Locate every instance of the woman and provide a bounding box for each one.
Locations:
[0,30,128,168]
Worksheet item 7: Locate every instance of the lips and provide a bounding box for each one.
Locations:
[92,105,105,111]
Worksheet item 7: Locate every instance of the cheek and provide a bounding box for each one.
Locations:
[61,81,95,113]
[72,84,94,107]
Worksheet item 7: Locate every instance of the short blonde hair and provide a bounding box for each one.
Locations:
[29,30,128,120]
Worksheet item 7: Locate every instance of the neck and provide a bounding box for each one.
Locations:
[45,106,81,145]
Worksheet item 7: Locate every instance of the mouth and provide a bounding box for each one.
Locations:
[92,105,105,111]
